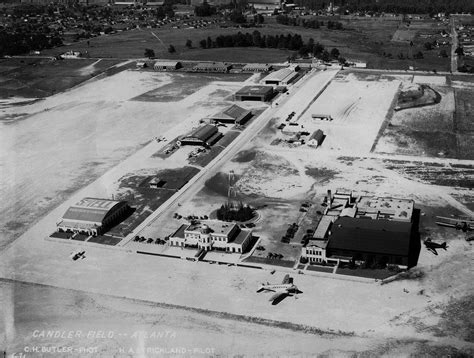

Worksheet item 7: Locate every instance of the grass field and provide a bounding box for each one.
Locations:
[0,58,126,98]
[31,16,450,71]
[132,72,249,102]
[374,83,474,159]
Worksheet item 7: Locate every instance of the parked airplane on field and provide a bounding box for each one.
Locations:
[69,250,86,261]
[424,238,447,255]
[257,274,302,305]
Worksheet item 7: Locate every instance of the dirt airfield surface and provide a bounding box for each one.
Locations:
[0,66,473,357]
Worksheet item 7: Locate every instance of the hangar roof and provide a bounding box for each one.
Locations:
[154,60,181,67]
[263,67,298,83]
[235,85,274,96]
[62,198,126,224]
[184,124,219,142]
[208,104,251,122]
[327,217,413,257]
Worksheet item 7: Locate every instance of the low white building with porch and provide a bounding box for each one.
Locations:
[169,220,252,254]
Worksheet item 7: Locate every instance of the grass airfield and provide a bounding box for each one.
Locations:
[0,63,473,356]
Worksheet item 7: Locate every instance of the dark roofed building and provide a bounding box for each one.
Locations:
[326,217,419,268]
[57,197,129,236]
[208,104,252,125]
[307,129,324,147]
[234,85,274,102]
[178,124,222,147]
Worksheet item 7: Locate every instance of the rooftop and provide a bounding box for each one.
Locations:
[184,124,219,142]
[208,104,251,122]
[308,129,324,141]
[61,198,127,224]
[327,217,413,257]
[186,220,238,237]
[154,60,181,67]
[356,196,414,221]
[262,67,298,83]
[235,85,274,96]
[229,229,252,245]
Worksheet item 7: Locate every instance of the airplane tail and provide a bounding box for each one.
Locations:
[441,242,447,250]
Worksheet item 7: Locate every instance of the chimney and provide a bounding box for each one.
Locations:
[327,190,332,204]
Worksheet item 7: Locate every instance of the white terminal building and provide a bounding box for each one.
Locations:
[169,220,253,254]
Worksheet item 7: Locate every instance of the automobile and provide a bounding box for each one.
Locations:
[466,236,474,242]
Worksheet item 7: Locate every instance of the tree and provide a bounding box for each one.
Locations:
[330,47,340,59]
[439,49,448,58]
[455,46,464,56]
[199,39,207,49]
[321,50,330,62]
[185,39,192,49]
[424,42,433,51]
[229,10,246,24]
[413,51,424,59]
[144,48,155,58]
[168,44,176,53]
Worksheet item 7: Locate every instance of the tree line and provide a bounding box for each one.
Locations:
[276,15,343,30]
[198,30,343,61]
[0,32,62,56]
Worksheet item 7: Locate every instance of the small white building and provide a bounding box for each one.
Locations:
[302,239,328,264]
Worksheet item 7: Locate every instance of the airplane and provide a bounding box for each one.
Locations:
[257,274,302,305]
[424,238,447,255]
[69,250,86,261]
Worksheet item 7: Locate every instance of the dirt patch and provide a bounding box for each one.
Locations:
[232,148,257,163]
[435,295,474,342]
[305,167,339,184]
[382,160,474,188]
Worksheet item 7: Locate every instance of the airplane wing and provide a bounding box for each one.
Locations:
[281,274,290,284]
[269,291,289,305]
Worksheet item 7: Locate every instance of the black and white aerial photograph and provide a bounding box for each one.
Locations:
[0,0,473,356]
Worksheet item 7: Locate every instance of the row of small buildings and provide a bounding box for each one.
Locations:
[301,191,420,269]
[137,61,301,86]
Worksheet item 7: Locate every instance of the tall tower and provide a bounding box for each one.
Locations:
[228,170,237,198]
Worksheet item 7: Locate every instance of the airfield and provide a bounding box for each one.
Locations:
[1,62,473,356]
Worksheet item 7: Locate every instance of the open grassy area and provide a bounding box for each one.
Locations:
[33,16,449,71]
[0,58,126,98]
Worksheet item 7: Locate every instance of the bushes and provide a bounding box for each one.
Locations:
[216,201,255,222]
